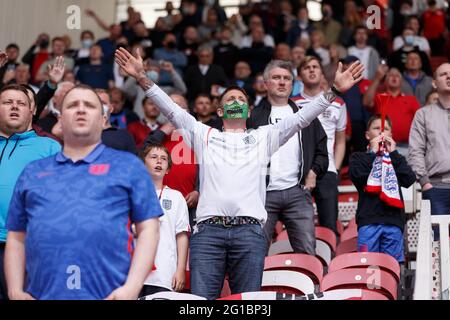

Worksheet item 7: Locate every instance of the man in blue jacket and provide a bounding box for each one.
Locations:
[0,84,61,300]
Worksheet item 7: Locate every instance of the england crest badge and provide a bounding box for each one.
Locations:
[162,199,172,210]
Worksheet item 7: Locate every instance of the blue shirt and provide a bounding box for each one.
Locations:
[7,144,163,300]
[76,63,114,89]
[0,130,60,242]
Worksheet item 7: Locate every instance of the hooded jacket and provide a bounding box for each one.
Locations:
[247,98,329,186]
[0,130,61,242]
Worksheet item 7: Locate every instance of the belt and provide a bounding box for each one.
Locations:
[199,216,261,227]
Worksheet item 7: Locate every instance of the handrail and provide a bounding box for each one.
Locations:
[414,200,450,300]
[414,200,432,299]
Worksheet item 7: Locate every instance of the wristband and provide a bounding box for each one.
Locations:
[47,80,57,90]
[331,84,343,96]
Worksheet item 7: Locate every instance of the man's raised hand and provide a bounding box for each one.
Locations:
[333,61,365,93]
[115,47,146,80]
[48,56,66,86]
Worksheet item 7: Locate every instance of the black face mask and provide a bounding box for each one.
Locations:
[39,40,49,49]
[322,10,331,18]
[167,41,177,49]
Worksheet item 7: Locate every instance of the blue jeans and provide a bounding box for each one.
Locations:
[189,223,267,300]
[422,188,450,240]
[358,224,404,263]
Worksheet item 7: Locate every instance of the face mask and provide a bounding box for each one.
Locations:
[82,39,93,49]
[404,35,414,46]
[322,10,330,18]
[147,70,159,83]
[39,39,49,49]
[222,101,249,120]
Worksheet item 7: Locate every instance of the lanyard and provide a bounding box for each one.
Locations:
[158,186,165,200]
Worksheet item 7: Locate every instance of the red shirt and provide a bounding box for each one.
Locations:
[374,93,420,143]
[31,52,50,83]
[127,121,151,148]
[422,10,446,40]
[162,131,197,198]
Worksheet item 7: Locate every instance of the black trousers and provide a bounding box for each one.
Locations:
[312,172,339,235]
[139,285,171,299]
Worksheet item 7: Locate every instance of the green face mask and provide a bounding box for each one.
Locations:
[222,101,249,120]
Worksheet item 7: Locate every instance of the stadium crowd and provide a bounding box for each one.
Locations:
[0,0,449,300]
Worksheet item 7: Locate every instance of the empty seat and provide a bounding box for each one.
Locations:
[320,268,398,300]
[264,253,324,284]
[261,270,315,295]
[328,252,401,283]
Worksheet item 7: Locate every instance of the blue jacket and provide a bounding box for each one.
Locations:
[0,130,60,242]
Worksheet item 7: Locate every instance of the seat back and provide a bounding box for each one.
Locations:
[261,270,315,295]
[340,225,358,242]
[320,268,398,300]
[315,226,337,252]
[328,252,401,282]
[335,237,358,256]
[264,253,324,284]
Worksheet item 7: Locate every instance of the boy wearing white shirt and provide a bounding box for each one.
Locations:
[140,144,189,297]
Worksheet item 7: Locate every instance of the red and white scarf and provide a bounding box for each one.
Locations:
[364,147,404,209]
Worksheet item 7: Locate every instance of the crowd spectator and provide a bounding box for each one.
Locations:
[0,84,61,300]
[0,44,20,87]
[364,65,420,156]
[408,63,450,235]
[348,26,380,80]
[75,45,114,90]
[401,51,433,106]
[35,37,75,84]
[127,97,163,148]
[143,93,199,228]
[140,144,189,297]
[115,47,364,300]
[249,59,328,254]
[349,115,416,262]
[314,3,342,46]
[5,85,161,300]
[22,33,51,84]
[184,45,227,102]
[97,88,137,154]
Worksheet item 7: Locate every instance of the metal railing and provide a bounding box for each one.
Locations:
[414,200,450,300]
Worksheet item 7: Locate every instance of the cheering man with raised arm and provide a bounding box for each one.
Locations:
[115,47,364,300]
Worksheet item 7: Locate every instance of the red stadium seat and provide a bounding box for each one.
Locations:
[315,226,337,252]
[220,277,231,298]
[328,252,401,283]
[318,289,389,300]
[336,220,344,236]
[335,237,358,256]
[347,217,357,229]
[264,253,324,284]
[268,239,331,267]
[275,229,289,242]
[261,270,315,295]
[340,225,358,242]
[320,268,398,300]
[183,270,191,293]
